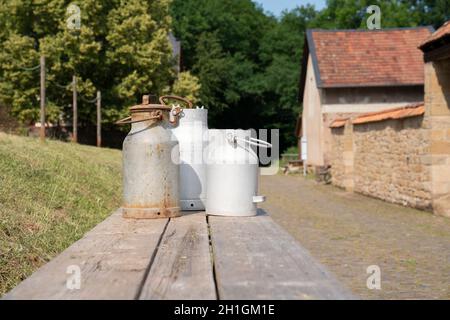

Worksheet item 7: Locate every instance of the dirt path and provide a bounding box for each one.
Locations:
[259,174,450,300]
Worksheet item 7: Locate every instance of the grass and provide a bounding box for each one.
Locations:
[0,133,122,296]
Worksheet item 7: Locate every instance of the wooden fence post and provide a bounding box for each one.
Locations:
[40,56,45,142]
[97,90,101,147]
[72,75,77,143]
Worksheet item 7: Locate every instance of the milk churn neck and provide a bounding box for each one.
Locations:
[116,94,191,125]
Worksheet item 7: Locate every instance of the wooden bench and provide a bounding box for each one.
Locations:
[4,209,354,300]
[283,160,303,175]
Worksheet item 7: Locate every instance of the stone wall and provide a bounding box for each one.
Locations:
[328,64,450,216]
[352,116,432,210]
[330,122,354,191]
[327,31,450,217]
[424,59,450,216]
[330,127,346,187]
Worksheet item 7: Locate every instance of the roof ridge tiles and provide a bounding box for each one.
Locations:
[307,26,434,33]
[329,102,424,128]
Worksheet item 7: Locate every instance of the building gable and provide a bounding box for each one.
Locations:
[299,26,433,102]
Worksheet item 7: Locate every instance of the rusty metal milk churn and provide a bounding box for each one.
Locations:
[117,95,183,219]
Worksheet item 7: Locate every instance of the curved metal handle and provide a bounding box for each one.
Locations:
[115,111,163,125]
[248,137,272,148]
[227,134,272,149]
[159,95,193,109]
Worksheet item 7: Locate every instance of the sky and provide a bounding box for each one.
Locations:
[255,0,326,16]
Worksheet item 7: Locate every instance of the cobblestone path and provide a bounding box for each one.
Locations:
[260,174,450,299]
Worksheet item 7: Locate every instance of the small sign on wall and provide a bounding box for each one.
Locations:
[301,136,307,161]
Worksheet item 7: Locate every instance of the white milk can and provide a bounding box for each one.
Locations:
[206,129,271,217]
[171,104,208,211]
[117,95,183,219]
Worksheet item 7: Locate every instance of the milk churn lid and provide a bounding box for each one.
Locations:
[129,95,172,113]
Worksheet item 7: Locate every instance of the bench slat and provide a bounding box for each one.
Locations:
[4,210,168,300]
[139,213,216,300]
[5,209,355,300]
[209,210,355,300]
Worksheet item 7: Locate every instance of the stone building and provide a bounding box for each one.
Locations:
[328,21,450,217]
[419,21,450,216]
[296,27,433,169]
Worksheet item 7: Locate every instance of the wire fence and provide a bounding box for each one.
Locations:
[51,80,72,90]
[80,95,98,104]
[18,64,40,72]
[11,58,103,146]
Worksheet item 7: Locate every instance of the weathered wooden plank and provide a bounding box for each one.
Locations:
[4,209,168,300]
[139,212,216,300]
[209,210,356,300]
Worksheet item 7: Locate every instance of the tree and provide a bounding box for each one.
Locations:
[171,0,287,140]
[311,0,449,30]
[401,0,450,29]
[257,6,318,148]
[171,0,321,150]
[191,32,234,117]
[0,0,176,131]
[172,71,201,104]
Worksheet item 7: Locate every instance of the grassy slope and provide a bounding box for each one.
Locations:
[0,133,122,295]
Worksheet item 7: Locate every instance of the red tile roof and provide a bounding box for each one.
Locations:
[420,21,450,49]
[352,102,424,125]
[329,102,424,128]
[308,27,432,88]
[329,118,349,128]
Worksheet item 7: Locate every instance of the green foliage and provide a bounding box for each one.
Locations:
[257,6,317,147]
[407,0,450,28]
[284,145,299,155]
[172,71,201,104]
[192,32,235,116]
[171,0,313,150]
[0,0,176,128]
[0,33,43,124]
[313,0,449,29]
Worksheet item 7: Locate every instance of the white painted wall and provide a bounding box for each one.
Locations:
[302,55,324,166]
